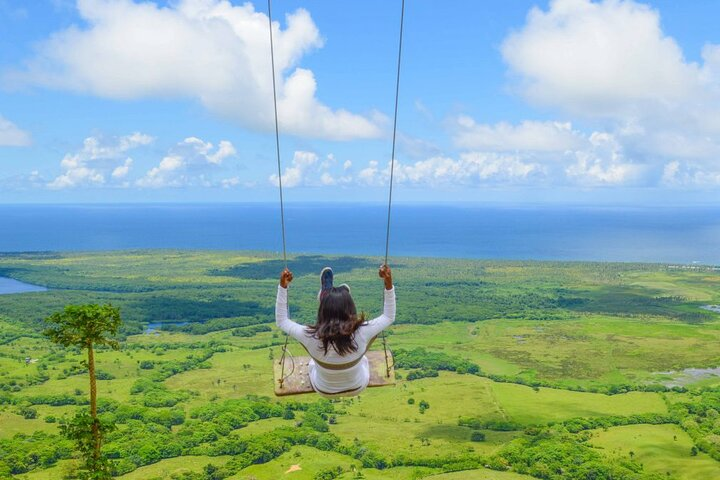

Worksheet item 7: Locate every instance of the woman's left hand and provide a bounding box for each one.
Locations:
[379,264,393,289]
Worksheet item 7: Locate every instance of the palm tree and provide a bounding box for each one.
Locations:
[44,304,121,476]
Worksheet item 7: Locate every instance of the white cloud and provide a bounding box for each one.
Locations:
[358,160,381,186]
[136,137,237,188]
[501,0,701,115]
[357,154,543,187]
[48,132,152,189]
[269,150,317,188]
[0,114,31,146]
[661,160,720,187]
[445,110,643,186]
[349,115,649,187]
[453,116,586,152]
[208,140,236,164]
[320,172,336,186]
[499,0,720,187]
[111,158,133,179]
[564,132,644,185]
[269,150,352,188]
[11,0,382,141]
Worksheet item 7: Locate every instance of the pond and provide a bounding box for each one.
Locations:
[0,277,47,295]
[144,321,190,334]
[654,366,720,387]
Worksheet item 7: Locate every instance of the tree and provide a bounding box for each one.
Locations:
[44,304,121,479]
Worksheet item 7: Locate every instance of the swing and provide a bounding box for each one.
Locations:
[267,0,405,396]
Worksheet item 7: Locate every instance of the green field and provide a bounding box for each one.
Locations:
[589,424,720,480]
[1,251,719,479]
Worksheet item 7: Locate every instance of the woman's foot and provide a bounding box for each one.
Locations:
[318,267,333,300]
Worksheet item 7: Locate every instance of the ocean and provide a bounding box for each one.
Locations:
[0,203,717,264]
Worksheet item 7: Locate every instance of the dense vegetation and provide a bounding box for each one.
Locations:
[0,251,718,479]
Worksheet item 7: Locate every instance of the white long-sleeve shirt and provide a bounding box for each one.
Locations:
[275,285,396,396]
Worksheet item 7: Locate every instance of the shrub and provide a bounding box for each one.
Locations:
[18,406,37,419]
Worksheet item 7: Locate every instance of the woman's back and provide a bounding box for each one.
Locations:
[275,266,395,396]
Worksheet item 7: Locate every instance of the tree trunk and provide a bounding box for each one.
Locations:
[88,343,100,462]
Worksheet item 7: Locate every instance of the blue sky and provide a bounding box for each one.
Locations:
[1,0,719,204]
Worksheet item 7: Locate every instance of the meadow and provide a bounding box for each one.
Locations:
[0,251,719,479]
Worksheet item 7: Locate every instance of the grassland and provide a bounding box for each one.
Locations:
[588,424,719,480]
[0,251,719,479]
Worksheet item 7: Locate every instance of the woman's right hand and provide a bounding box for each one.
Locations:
[280,268,293,288]
[379,264,393,289]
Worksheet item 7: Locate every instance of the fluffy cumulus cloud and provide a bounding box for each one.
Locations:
[357,0,717,190]
[446,115,643,187]
[48,132,153,189]
[269,151,351,188]
[11,0,382,140]
[25,131,240,191]
[564,132,645,185]
[499,0,720,186]
[0,114,31,146]
[136,137,237,188]
[501,0,701,114]
[280,124,640,188]
[661,160,720,187]
[357,154,542,187]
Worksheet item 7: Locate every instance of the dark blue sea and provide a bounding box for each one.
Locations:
[0,203,718,264]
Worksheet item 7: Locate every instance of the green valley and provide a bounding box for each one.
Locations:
[0,251,718,479]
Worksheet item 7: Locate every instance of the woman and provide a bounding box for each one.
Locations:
[276,265,395,397]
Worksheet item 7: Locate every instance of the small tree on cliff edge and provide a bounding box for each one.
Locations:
[44,304,121,479]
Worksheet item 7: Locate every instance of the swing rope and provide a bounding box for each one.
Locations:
[267,0,287,268]
[270,0,405,386]
[380,0,404,378]
[385,0,405,267]
[267,0,292,387]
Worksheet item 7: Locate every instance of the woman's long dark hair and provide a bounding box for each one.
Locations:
[307,286,366,356]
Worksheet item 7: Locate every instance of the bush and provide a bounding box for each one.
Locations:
[95,370,115,380]
[18,406,37,419]
[302,412,329,432]
[315,466,343,480]
[394,348,481,376]
[470,431,486,442]
[406,369,439,381]
[143,388,190,408]
[459,417,523,431]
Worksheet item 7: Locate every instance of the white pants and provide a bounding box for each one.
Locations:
[307,357,369,398]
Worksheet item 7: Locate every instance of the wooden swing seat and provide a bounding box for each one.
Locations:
[273,350,395,396]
